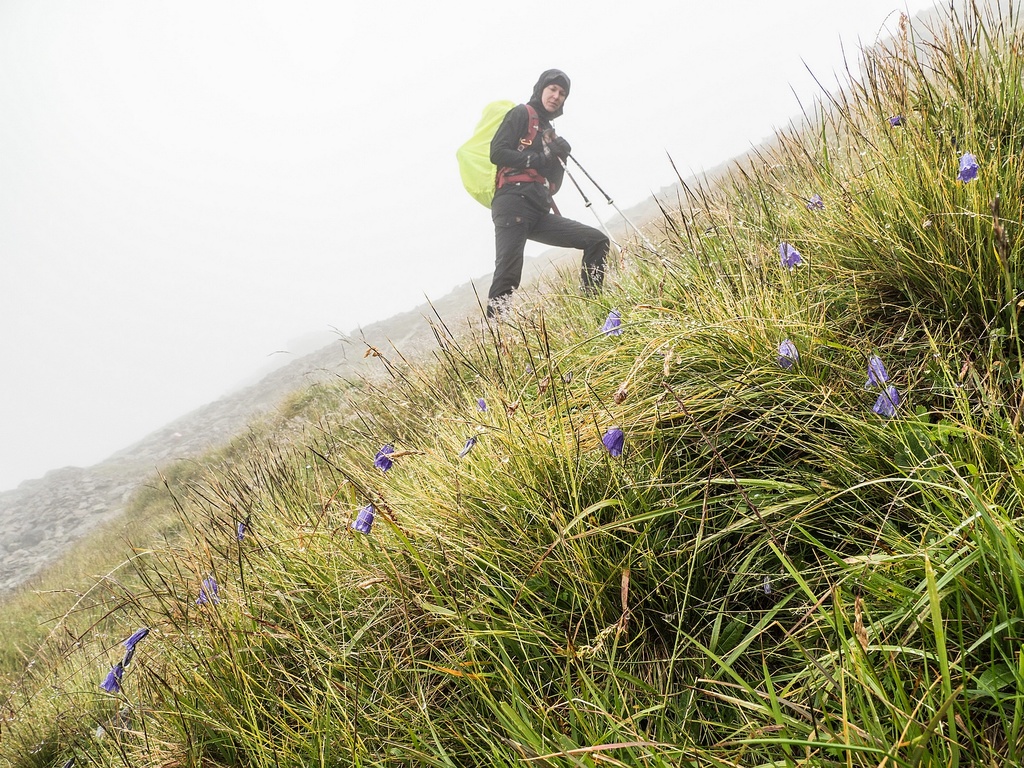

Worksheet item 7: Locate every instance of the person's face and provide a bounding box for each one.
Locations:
[541,83,567,114]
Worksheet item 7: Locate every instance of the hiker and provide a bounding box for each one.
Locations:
[486,69,610,317]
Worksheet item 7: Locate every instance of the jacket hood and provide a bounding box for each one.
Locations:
[529,69,570,119]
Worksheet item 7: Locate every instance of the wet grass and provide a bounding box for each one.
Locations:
[3,3,1024,766]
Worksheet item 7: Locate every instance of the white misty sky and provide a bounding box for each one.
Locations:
[0,0,937,490]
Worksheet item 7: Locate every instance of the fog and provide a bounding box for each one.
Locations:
[0,0,937,489]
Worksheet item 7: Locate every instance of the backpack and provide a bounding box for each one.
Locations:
[456,100,540,208]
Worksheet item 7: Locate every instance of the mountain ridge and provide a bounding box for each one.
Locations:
[0,193,667,593]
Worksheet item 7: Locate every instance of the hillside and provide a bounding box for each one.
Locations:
[8,3,1024,765]
[0,206,663,593]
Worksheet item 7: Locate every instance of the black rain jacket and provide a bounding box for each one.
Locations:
[490,69,570,211]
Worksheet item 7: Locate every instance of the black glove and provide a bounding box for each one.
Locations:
[550,136,572,159]
[524,150,549,170]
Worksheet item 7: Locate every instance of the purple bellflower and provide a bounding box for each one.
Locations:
[602,309,623,336]
[121,629,147,669]
[236,515,250,541]
[957,153,979,183]
[777,339,799,370]
[889,115,904,127]
[873,385,901,418]
[806,194,825,211]
[763,575,772,595]
[779,242,803,270]
[458,436,478,458]
[351,504,375,535]
[865,354,890,388]
[477,398,487,412]
[100,663,124,694]
[602,427,625,458]
[196,576,220,606]
[374,444,394,472]
[123,628,149,654]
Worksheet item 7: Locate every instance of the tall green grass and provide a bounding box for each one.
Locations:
[3,3,1024,765]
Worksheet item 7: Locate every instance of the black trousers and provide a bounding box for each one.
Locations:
[488,190,609,314]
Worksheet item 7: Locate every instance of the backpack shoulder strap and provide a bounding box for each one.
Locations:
[518,104,541,150]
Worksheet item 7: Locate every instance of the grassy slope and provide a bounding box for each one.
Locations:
[3,4,1024,766]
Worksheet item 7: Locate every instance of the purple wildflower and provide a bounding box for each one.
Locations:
[777,339,799,370]
[100,663,123,694]
[872,385,901,418]
[351,504,375,535]
[196,576,220,606]
[889,115,904,127]
[458,436,478,458]
[123,628,149,654]
[865,354,890,388]
[957,153,979,183]
[763,575,772,595]
[374,444,394,472]
[602,309,623,336]
[779,242,803,270]
[121,627,148,668]
[477,398,487,412]
[806,194,825,211]
[236,515,250,541]
[602,427,625,458]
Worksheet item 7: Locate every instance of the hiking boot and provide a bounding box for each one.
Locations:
[486,296,513,320]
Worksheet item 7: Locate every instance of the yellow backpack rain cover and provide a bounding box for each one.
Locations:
[456,100,514,208]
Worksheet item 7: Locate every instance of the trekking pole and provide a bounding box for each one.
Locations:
[559,158,619,248]
[567,154,657,253]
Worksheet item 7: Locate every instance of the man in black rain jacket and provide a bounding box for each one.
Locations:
[486,69,609,317]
